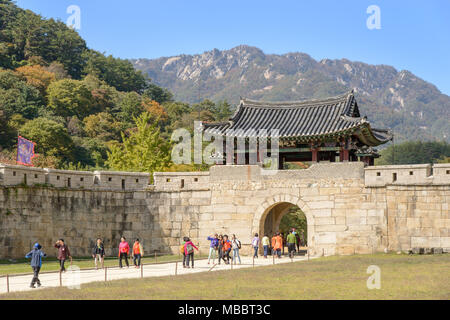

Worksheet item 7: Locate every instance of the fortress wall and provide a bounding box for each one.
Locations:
[0,162,448,259]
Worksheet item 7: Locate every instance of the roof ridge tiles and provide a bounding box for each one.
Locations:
[240,90,354,108]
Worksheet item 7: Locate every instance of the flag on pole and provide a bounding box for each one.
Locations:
[16,136,36,166]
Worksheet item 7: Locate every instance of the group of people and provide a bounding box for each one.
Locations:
[252,228,305,259]
[24,236,144,288]
[23,229,305,288]
[206,234,242,265]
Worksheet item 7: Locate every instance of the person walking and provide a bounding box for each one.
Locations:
[92,238,105,270]
[271,233,277,256]
[261,234,270,258]
[132,239,144,268]
[217,234,224,265]
[231,234,241,264]
[274,232,283,258]
[118,236,130,268]
[184,237,198,268]
[54,239,72,272]
[252,233,259,258]
[25,243,46,288]
[207,234,219,264]
[286,230,297,258]
[222,235,232,264]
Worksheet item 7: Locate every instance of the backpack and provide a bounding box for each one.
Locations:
[236,240,241,249]
[180,244,185,254]
[186,242,194,254]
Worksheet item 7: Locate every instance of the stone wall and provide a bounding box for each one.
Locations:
[0,162,448,258]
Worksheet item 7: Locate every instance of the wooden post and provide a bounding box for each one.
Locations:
[231,260,233,270]
[307,248,310,261]
[175,262,178,276]
[59,270,62,287]
[154,252,157,263]
[252,256,255,267]
[198,243,200,256]
[105,267,107,282]
[273,253,275,265]
[141,263,143,278]
[6,275,9,293]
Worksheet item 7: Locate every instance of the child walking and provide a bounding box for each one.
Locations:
[25,243,46,288]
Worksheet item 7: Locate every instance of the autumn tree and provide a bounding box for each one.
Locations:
[15,64,56,95]
[106,112,171,173]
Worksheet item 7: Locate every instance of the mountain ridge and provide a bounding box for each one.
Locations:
[131,45,449,142]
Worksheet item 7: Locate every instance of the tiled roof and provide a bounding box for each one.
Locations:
[203,90,393,146]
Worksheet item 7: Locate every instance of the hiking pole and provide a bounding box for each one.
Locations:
[6,275,9,293]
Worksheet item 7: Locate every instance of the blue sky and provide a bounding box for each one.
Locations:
[16,0,450,95]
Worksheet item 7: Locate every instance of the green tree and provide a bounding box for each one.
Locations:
[279,206,307,244]
[0,69,43,118]
[47,79,94,119]
[117,91,143,123]
[106,112,171,173]
[82,50,148,92]
[377,141,450,165]
[143,83,173,104]
[19,117,74,162]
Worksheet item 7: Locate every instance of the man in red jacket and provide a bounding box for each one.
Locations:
[55,239,72,272]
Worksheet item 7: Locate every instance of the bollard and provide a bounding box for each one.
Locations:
[105,267,107,282]
[272,253,275,265]
[6,275,9,293]
[155,252,157,263]
[141,263,143,278]
[307,248,310,261]
[175,262,178,276]
[59,270,62,287]
[252,256,255,267]
[231,261,233,270]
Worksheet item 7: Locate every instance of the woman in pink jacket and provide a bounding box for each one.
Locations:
[118,236,130,268]
[183,237,198,268]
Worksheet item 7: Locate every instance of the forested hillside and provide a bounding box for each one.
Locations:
[0,0,231,171]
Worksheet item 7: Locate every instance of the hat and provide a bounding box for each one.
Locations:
[34,243,40,248]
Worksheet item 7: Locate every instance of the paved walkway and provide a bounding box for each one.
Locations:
[0,255,316,294]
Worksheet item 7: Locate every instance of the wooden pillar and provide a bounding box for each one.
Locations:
[311,149,318,162]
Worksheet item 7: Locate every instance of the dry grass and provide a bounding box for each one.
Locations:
[1,253,449,300]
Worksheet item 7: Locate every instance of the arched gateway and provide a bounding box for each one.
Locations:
[252,195,314,253]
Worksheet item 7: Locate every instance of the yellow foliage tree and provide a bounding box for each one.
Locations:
[15,65,56,95]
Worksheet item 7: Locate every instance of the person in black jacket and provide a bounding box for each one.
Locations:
[92,238,105,269]
[25,243,46,288]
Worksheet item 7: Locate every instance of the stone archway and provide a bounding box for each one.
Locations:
[252,194,315,252]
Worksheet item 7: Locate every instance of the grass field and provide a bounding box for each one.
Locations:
[0,254,207,275]
[1,253,448,299]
